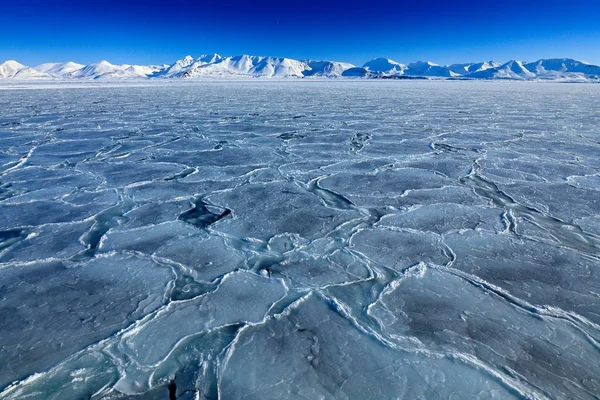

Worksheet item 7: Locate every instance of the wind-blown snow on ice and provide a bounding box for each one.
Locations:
[0,81,599,399]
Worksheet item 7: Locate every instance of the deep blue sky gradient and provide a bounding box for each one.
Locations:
[1,0,599,66]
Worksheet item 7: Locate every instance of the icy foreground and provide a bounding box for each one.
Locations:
[0,81,599,399]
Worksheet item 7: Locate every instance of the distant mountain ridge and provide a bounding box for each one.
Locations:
[1,55,599,81]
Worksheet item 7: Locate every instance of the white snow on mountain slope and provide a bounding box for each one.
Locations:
[456,58,600,80]
[70,61,143,79]
[161,54,223,77]
[498,60,536,79]
[196,53,224,65]
[35,62,85,76]
[2,56,600,81]
[124,64,169,78]
[162,55,195,77]
[33,60,158,79]
[178,56,353,78]
[0,60,51,79]
[178,55,309,78]
[525,58,600,75]
[466,60,536,80]
[341,67,372,77]
[362,58,407,74]
[0,60,26,78]
[405,61,458,77]
[447,61,500,75]
[303,60,355,77]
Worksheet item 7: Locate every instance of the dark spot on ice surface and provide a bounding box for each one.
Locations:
[178,198,231,229]
[278,132,293,140]
[164,167,195,181]
[168,380,177,400]
[278,132,305,140]
[291,113,316,119]
[432,142,480,154]
[57,160,77,169]
[212,140,227,150]
[0,229,28,251]
[0,229,24,241]
[0,182,14,201]
[431,143,463,153]
[0,121,21,127]
[351,132,370,151]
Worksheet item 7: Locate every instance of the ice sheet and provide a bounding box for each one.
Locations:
[0,81,599,399]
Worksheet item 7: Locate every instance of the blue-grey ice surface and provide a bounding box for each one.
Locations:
[0,81,599,399]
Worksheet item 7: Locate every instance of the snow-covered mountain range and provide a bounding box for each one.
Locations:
[1,55,599,81]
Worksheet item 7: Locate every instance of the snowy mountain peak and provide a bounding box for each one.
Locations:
[303,60,356,77]
[2,60,25,69]
[178,55,309,78]
[363,58,406,73]
[164,56,196,76]
[1,55,599,81]
[197,53,223,63]
[82,60,116,73]
[70,60,142,79]
[523,58,600,76]
[35,62,85,75]
[405,61,456,77]
[446,61,501,74]
[408,60,438,67]
[1,60,50,79]
[125,64,169,78]
[495,60,536,79]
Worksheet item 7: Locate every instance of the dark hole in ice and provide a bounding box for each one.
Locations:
[212,140,227,150]
[431,142,480,153]
[350,132,370,151]
[432,142,463,153]
[0,182,14,201]
[278,132,305,140]
[168,380,177,400]
[0,229,27,251]
[178,198,231,229]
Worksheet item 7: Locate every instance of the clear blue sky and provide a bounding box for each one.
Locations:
[1,0,599,66]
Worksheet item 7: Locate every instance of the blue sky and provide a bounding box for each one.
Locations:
[1,0,599,66]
